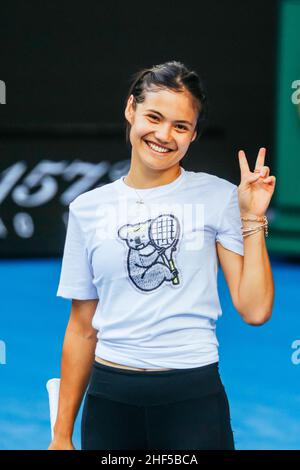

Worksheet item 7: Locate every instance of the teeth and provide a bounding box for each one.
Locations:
[146,141,170,153]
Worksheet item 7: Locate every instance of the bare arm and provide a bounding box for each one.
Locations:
[238,220,274,323]
[48,298,98,449]
[224,146,275,325]
[216,227,274,326]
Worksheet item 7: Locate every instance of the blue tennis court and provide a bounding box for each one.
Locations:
[0,256,299,450]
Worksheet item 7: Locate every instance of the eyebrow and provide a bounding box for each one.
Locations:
[145,109,193,127]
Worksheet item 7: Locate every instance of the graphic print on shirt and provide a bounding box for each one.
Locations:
[117,214,181,292]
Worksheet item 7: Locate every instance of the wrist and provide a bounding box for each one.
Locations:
[54,422,74,440]
[240,212,266,219]
[240,214,269,238]
[53,431,73,441]
[241,219,263,227]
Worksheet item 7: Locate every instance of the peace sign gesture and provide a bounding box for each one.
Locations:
[237,147,276,217]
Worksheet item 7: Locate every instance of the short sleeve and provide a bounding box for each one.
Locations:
[216,185,244,256]
[56,203,99,300]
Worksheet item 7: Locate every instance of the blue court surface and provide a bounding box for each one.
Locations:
[0,256,299,450]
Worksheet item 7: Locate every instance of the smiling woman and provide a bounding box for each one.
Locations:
[122,61,208,188]
[51,60,275,451]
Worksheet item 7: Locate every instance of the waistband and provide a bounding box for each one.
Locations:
[86,360,224,406]
[92,359,219,375]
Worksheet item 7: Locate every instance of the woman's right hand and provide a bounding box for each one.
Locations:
[48,437,76,450]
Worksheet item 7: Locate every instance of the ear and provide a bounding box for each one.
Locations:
[124,94,135,125]
[190,128,197,143]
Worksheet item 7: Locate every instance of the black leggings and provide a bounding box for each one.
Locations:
[81,360,235,450]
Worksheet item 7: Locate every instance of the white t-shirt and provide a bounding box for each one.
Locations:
[57,166,244,369]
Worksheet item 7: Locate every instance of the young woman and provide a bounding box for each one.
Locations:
[48,61,275,450]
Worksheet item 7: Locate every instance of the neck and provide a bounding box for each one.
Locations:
[124,162,182,190]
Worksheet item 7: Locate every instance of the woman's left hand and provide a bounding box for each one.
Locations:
[237,147,276,217]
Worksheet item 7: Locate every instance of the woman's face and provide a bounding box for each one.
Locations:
[124,87,198,171]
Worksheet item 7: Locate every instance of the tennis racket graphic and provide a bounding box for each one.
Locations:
[149,214,180,285]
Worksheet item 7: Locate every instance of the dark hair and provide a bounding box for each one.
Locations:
[124,60,208,144]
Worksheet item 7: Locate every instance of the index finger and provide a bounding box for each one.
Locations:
[238,150,250,177]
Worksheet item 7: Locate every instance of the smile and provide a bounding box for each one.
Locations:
[144,140,173,154]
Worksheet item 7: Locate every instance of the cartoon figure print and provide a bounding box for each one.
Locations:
[117,214,181,292]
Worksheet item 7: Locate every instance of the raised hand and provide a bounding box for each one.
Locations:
[237,147,276,217]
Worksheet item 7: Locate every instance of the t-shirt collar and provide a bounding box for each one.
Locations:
[115,166,186,199]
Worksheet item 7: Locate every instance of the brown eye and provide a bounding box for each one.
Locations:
[148,114,159,120]
[175,124,188,131]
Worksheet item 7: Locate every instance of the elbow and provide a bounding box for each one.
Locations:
[242,311,272,326]
[237,303,273,326]
[236,296,274,327]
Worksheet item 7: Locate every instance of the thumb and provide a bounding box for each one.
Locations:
[247,173,261,184]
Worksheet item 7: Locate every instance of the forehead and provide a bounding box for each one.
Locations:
[140,88,198,121]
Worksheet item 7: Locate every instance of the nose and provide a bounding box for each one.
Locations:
[154,123,172,144]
